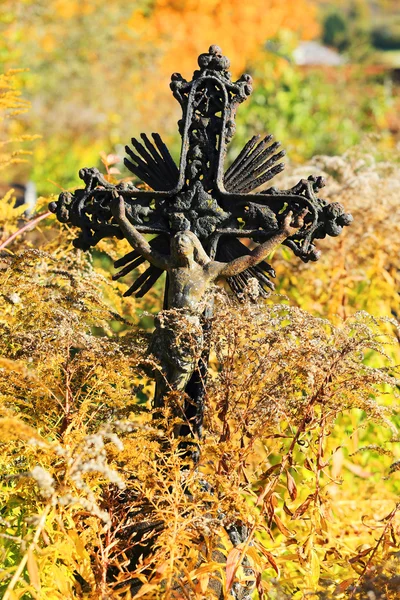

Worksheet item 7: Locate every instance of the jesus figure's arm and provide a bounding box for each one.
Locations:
[110,195,170,270]
[212,209,307,279]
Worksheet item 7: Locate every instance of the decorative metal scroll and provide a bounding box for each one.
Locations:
[49,45,353,299]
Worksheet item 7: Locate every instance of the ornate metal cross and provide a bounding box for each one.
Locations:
[49,45,352,449]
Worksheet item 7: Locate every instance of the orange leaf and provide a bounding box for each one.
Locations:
[291,494,314,519]
[27,548,40,591]
[245,546,264,570]
[286,470,297,501]
[155,561,169,575]
[335,578,355,593]
[303,457,314,472]
[263,550,280,576]
[274,514,293,537]
[256,479,276,506]
[343,459,372,479]
[198,572,210,594]
[225,547,242,592]
[106,153,121,165]
[131,583,159,598]
[259,463,281,481]
[349,547,373,564]
[256,571,265,599]
[283,502,293,517]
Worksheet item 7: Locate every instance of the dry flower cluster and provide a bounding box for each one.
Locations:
[1,222,400,599]
[274,140,400,328]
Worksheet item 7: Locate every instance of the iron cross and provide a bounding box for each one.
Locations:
[49,45,352,301]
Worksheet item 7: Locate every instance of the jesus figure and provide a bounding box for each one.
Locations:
[110,195,306,418]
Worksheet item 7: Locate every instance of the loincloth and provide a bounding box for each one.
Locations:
[148,309,204,374]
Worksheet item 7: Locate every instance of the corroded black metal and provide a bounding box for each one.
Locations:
[49,44,352,303]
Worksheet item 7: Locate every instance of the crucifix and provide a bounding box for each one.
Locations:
[49,45,352,456]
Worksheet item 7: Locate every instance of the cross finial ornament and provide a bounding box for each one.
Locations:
[49,46,352,449]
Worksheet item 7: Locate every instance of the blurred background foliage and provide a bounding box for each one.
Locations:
[0,0,399,194]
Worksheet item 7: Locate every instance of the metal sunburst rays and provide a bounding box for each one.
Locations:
[124,134,179,192]
[224,134,285,194]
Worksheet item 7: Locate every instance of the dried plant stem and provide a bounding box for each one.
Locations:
[165,507,179,595]
[315,417,326,497]
[59,361,74,435]
[3,502,51,600]
[348,501,400,599]
[0,211,51,250]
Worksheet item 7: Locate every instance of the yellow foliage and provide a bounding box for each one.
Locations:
[53,0,96,20]
[1,216,400,597]
[0,70,29,117]
[273,143,400,330]
[0,69,36,173]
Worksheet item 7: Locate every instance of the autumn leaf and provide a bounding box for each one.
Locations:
[27,548,40,591]
[349,547,373,564]
[225,547,242,592]
[130,583,159,598]
[291,494,314,519]
[283,501,293,517]
[286,470,297,501]
[197,572,210,594]
[262,550,280,576]
[245,546,265,570]
[258,462,281,481]
[335,578,355,593]
[274,514,293,537]
[303,457,314,472]
[310,550,320,585]
[343,459,372,479]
